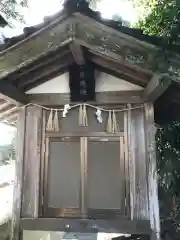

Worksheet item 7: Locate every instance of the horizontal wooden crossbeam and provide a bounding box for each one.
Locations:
[20,218,151,234]
[28,91,144,105]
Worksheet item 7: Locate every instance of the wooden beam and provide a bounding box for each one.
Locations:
[6,48,70,84]
[17,54,74,88]
[70,42,85,65]
[0,106,18,118]
[143,74,171,102]
[0,82,29,104]
[23,66,68,92]
[28,91,144,106]
[91,56,148,87]
[20,218,151,235]
[0,101,11,111]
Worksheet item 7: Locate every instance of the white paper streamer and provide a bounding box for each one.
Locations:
[62,104,71,117]
[96,109,103,123]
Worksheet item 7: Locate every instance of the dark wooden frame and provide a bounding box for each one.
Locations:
[41,133,128,220]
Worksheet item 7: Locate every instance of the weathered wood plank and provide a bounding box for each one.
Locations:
[144,103,160,240]
[28,91,144,105]
[11,108,26,240]
[39,110,46,217]
[124,111,130,217]
[21,106,43,218]
[127,104,136,220]
[143,74,171,101]
[131,107,149,220]
[0,16,72,79]
[120,136,125,214]
[20,218,151,235]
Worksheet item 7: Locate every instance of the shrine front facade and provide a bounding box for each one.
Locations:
[1,1,180,240]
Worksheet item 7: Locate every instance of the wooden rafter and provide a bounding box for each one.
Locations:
[17,54,73,89]
[8,48,70,84]
[23,66,68,92]
[91,56,148,87]
[0,105,18,118]
[70,42,85,65]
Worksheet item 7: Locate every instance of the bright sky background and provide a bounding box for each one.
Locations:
[2,0,138,37]
[0,123,15,146]
[25,0,138,25]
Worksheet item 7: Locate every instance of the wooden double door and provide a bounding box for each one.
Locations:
[42,134,127,219]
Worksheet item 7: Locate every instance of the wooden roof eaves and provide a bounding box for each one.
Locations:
[74,13,160,52]
[0,13,166,80]
[0,16,74,80]
[0,12,180,91]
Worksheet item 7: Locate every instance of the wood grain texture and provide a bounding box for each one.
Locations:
[124,110,130,217]
[29,91,144,106]
[127,104,136,220]
[11,108,26,240]
[131,107,149,220]
[144,103,160,240]
[120,136,125,214]
[21,105,43,218]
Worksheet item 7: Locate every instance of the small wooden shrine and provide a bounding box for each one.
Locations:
[0,0,180,239]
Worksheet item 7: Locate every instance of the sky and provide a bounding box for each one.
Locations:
[24,0,138,25]
[2,0,138,37]
[0,123,15,146]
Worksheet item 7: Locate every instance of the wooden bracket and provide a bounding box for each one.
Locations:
[143,74,171,102]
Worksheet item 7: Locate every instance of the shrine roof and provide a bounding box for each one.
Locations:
[0,2,175,52]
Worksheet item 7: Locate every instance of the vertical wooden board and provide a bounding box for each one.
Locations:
[39,110,46,216]
[11,108,26,240]
[127,104,136,220]
[131,107,149,220]
[120,136,125,214]
[144,103,160,240]
[124,111,130,217]
[21,106,42,218]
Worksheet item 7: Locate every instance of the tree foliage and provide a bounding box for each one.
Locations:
[134,0,180,45]
[0,0,28,24]
[156,122,180,239]
[156,122,180,196]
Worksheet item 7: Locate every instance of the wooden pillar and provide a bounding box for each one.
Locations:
[11,105,43,240]
[11,108,26,240]
[127,104,149,220]
[144,103,160,240]
[21,106,42,218]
